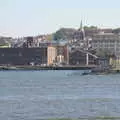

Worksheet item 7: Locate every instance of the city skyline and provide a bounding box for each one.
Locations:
[0,0,120,37]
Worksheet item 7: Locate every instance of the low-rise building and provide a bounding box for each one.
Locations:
[0,37,12,48]
[69,49,96,65]
[0,48,47,65]
[57,55,64,64]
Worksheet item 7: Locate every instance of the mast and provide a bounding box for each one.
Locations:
[80,20,89,65]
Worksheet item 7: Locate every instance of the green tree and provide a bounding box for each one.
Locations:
[96,49,115,58]
[53,28,76,41]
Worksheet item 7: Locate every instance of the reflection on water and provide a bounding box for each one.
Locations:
[0,70,120,119]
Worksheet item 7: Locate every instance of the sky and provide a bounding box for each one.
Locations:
[0,0,120,37]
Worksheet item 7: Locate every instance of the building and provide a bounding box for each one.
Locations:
[91,32,120,56]
[56,44,69,64]
[0,37,12,48]
[69,49,96,65]
[72,21,86,48]
[99,28,113,33]
[57,55,64,64]
[47,46,57,65]
[12,37,26,48]
[26,37,34,48]
[33,35,49,47]
[0,48,47,65]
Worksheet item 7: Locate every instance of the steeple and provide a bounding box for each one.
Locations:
[80,20,83,30]
[78,20,83,31]
[74,20,86,41]
[78,20,85,40]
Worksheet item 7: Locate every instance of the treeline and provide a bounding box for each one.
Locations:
[53,26,120,41]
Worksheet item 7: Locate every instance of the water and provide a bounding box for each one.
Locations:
[0,70,120,119]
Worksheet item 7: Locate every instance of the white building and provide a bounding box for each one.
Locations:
[91,32,120,56]
[47,46,57,65]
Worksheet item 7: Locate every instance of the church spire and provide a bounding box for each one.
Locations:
[78,20,83,31]
[79,20,85,40]
[80,20,83,30]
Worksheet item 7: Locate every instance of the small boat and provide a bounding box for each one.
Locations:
[81,70,91,75]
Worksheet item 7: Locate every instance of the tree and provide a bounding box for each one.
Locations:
[53,28,76,41]
[84,26,98,30]
[96,49,115,58]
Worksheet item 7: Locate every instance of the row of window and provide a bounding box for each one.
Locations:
[92,40,120,43]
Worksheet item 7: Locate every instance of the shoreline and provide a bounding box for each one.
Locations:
[0,65,120,75]
[0,65,96,70]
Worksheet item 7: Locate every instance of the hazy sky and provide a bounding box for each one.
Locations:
[0,0,120,37]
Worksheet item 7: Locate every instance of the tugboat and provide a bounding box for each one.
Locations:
[82,70,92,75]
[82,57,111,75]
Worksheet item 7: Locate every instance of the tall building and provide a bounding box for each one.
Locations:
[47,46,57,65]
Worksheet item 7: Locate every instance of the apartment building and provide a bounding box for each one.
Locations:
[91,32,120,56]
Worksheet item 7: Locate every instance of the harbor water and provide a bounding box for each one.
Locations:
[0,70,120,119]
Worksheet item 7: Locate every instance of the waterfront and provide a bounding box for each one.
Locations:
[0,70,120,119]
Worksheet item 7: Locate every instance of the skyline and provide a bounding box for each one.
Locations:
[0,0,120,37]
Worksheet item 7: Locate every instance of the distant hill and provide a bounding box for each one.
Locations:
[53,26,100,41]
[53,28,77,41]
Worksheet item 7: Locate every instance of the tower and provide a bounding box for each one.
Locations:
[78,20,89,65]
[78,20,86,41]
[80,20,83,30]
